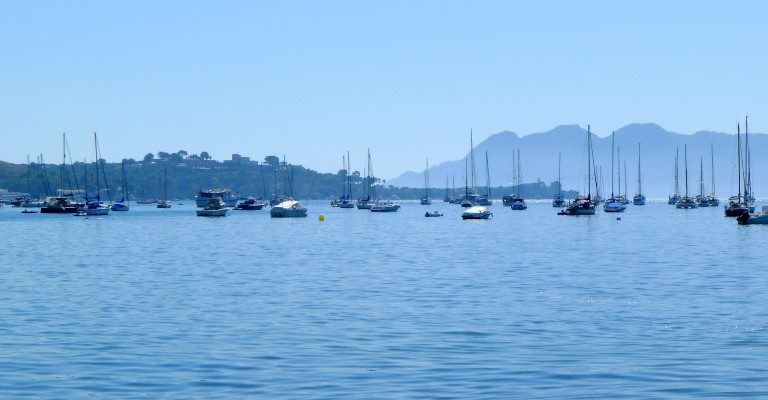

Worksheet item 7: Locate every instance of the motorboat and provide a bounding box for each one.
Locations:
[21,209,38,214]
[559,196,597,215]
[509,197,527,210]
[552,194,566,208]
[603,198,627,212]
[424,211,443,217]
[234,197,265,210]
[370,199,400,212]
[157,199,172,209]
[737,206,768,225]
[40,196,79,214]
[270,199,308,218]
[196,187,239,207]
[197,197,229,217]
[461,205,492,220]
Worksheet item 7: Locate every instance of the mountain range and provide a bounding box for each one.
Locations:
[388,123,764,198]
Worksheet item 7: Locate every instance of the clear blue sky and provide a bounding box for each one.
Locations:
[2,1,766,179]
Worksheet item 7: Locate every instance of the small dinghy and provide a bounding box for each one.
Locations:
[21,209,38,214]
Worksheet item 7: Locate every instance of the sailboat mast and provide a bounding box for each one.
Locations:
[699,158,704,197]
[618,145,622,197]
[675,148,679,195]
[710,143,715,196]
[745,116,751,201]
[611,132,615,197]
[587,125,592,198]
[485,151,490,198]
[517,150,521,197]
[558,152,562,196]
[684,145,689,197]
[737,123,742,202]
[470,130,476,191]
[637,143,642,195]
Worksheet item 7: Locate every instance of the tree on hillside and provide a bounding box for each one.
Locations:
[143,153,154,163]
[157,151,171,160]
[264,156,280,167]
[200,151,211,160]
[177,150,188,158]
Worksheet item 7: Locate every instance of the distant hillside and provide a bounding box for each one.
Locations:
[388,123,765,198]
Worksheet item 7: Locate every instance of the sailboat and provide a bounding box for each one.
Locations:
[632,143,646,205]
[270,157,308,218]
[725,119,753,216]
[420,158,432,205]
[443,176,451,203]
[604,131,627,213]
[41,133,81,214]
[157,168,172,208]
[707,143,720,206]
[460,130,479,207]
[20,155,45,207]
[676,145,698,209]
[695,158,710,207]
[476,152,492,206]
[552,153,566,207]
[559,125,597,216]
[357,150,374,209]
[338,152,355,208]
[668,148,681,205]
[111,161,130,211]
[503,150,527,209]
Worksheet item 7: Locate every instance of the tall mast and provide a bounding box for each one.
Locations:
[587,125,592,198]
[699,158,704,197]
[610,132,615,198]
[737,123,742,202]
[558,152,562,196]
[675,148,679,195]
[745,116,751,201]
[26,155,30,197]
[470,130,476,191]
[618,145,622,197]
[624,161,627,199]
[710,143,715,196]
[684,145,689,198]
[637,143,642,195]
[485,151,490,198]
[517,149,521,197]
[94,132,100,201]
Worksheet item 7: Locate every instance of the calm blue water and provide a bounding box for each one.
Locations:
[1,200,767,398]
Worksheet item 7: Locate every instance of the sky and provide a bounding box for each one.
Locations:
[2,1,767,180]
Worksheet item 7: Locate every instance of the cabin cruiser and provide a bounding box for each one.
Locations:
[196,187,239,207]
[197,197,229,217]
[461,205,492,219]
[270,199,308,218]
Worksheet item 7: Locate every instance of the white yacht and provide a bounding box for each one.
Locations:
[370,198,400,212]
[270,199,308,218]
[196,187,239,207]
[461,205,492,219]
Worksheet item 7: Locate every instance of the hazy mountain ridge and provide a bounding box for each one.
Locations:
[389,123,765,198]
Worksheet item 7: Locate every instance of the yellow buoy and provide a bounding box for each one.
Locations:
[318,214,325,221]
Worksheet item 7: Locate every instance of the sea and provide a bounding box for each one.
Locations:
[1,199,767,399]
